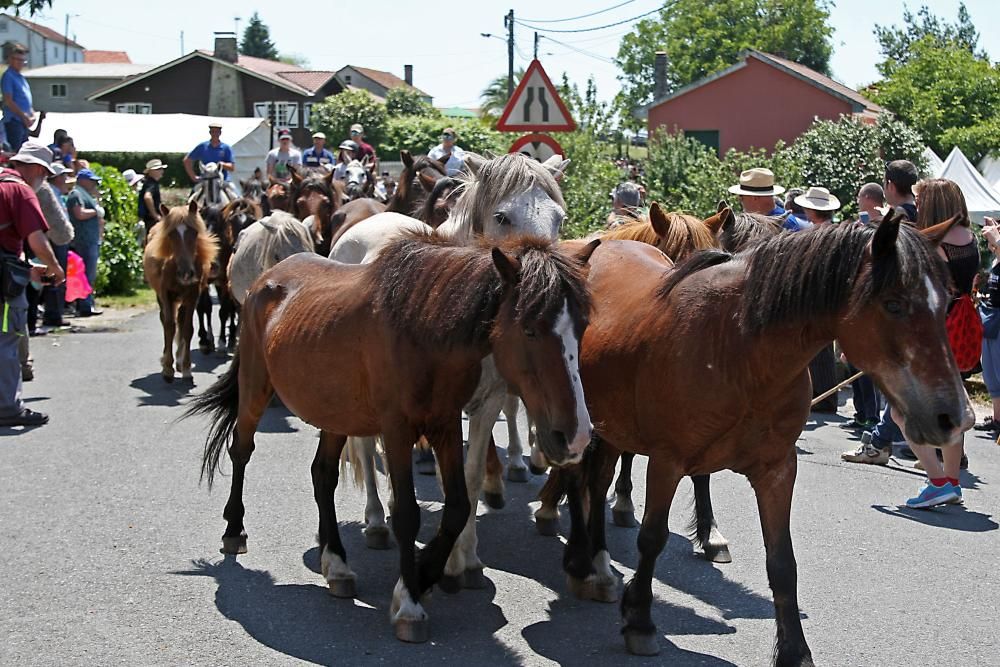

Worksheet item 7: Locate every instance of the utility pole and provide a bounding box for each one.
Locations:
[534,32,539,60]
[505,9,514,100]
[180,31,185,56]
[63,14,69,63]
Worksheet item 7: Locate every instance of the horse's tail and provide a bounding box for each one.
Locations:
[184,350,241,488]
[340,436,368,489]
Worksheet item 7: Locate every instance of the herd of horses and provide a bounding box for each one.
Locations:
[138,149,973,664]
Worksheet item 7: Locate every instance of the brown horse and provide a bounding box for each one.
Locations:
[288,165,341,256]
[143,202,218,382]
[549,213,973,662]
[187,233,598,644]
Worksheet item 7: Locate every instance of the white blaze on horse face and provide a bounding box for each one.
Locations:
[175,224,187,240]
[555,301,592,457]
[493,184,565,240]
[924,275,943,316]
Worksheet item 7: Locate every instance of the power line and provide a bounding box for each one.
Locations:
[515,4,665,33]
[541,35,616,64]
[520,0,636,24]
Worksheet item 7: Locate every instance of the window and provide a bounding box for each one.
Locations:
[344,74,352,85]
[115,103,152,114]
[303,102,312,127]
[253,101,299,128]
[72,51,79,62]
[50,83,67,98]
[53,46,59,60]
[0,20,8,33]
[686,130,720,156]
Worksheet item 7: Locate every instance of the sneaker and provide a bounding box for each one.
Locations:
[949,485,964,505]
[906,481,959,509]
[973,417,1000,432]
[0,408,48,427]
[839,418,874,431]
[21,366,33,382]
[841,433,890,465]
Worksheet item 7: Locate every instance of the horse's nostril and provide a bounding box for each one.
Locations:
[937,413,956,432]
[551,430,567,449]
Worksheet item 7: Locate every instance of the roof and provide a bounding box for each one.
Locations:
[939,146,1000,219]
[84,50,131,64]
[339,65,429,97]
[273,70,338,94]
[639,49,882,117]
[440,106,477,118]
[4,14,83,49]
[24,63,150,79]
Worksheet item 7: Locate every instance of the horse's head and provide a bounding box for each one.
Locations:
[835,211,974,446]
[265,180,290,212]
[490,237,601,466]
[642,203,720,260]
[343,159,371,200]
[152,201,218,287]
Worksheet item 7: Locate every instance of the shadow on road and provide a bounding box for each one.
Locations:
[871,504,998,531]
[130,373,195,407]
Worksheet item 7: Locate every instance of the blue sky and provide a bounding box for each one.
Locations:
[23,0,1000,108]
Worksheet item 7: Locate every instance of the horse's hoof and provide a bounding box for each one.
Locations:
[483,491,505,510]
[591,579,619,603]
[198,343,212,355]
[566,575,590,600]
[624,630,660,656]
[220,534,247,555]
[327,577,356,599]
[394,618,429,643]
[507,465,529,483]
[528,463,547,475]
[364,527,391,550]
[437,574,461,594]
[612,509,638,528]
[462,566,487,589]
[416,460,436,476]
[535,515,560,537]
[703,543,732,564]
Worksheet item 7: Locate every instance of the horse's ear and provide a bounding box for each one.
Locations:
[288,166,302,186]
[717,199,729,213]
[649,202,670,237]
[159,203,170,217]
[401,150,413,169]
[574,238,601,265]
[704,207,732,234]
[418,169,438,193]
[464,152,487,177]
[324,168,335,188]
[872,216,899,260]
[491,247,521,285]
[187,200,198,216]
[541,154,571,180]
[921,213,964,246]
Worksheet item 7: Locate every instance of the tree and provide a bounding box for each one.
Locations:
[385,88,439,118]
[0,0,50,14]
[309,89,389,147]
[874,2,983,76]
[240,12,278,60]
[615,0,833,122]
[278,53,309,68]
[479,69,524,123]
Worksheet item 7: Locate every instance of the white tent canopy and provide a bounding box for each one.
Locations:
[39,112,271,185]
[922,146,944,178]
[978,154,1000,193]
[938,146,1000,225]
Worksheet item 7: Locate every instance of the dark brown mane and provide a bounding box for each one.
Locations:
[370,233,591,349]
[719,212,783,253]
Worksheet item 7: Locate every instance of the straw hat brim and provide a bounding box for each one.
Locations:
[794,193,841,211]
[728,184,785,196]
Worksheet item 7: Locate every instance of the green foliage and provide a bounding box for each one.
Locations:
[479,69,524,125]
[378,117,505,161]
[89,164,144,295]
[868,35,1000,163]
[79,152,186,188]
[240,12,278,60]
[874,2,982,76]
[0,0,50,14]
[310,89,389,147]
[92,164,137,224]
[386,88,439,118]
[615,0,833,123]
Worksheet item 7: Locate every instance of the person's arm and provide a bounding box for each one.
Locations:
[143,190,160,221]
[265,153,276,180]
[4,96,32,127]
[183,154,199,183]
[68,202,98,220]
[220,146,235,173]
[26,230,64,285]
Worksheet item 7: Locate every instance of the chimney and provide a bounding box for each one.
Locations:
[214,32,238,64]
[404,64,413,86]
[653,51,668,100]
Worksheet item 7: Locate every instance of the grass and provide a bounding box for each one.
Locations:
[97,286,157,310]
[964,373,991,407]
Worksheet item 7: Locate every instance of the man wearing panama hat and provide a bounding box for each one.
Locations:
[728,167,786,217]
[794,186,840,227]
[139,158,167,235]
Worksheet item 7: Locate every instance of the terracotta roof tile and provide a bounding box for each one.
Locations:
[83,50,131,64]
[347,65,428,97]
[276,70,337,94]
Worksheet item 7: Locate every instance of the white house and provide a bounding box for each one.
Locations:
[0,13,84,67]
[25,63,150,112]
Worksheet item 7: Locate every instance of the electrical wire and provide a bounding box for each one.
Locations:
[515,4,665,33]
[540,36,616,64]
[519,0,636,24]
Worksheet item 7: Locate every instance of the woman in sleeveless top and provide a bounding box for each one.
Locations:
[977,217,1000,435]
[902,179,977,508]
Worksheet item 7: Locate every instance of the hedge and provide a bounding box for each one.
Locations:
[78,152,187,188]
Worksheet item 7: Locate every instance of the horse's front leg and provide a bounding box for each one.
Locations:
[611,452,638,527]
[196,288,214,353]
[420,419,472,596]
[356,435,390,549]
[568,438,621,603]
[502,394,529,482]
[158,296,176,382]
[176,295,196,380]
[691,474,732,563]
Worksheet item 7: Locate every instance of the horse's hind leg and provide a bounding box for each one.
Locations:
[176,297,196,380]
[313,431,356,598]
[750,452,813,666]
[691,474,731,563]
[196,288,214,354]
[534,467,566,536]
[503,394,529,482]
[358,436,390,549]
[158,297,176,382]
[611,452,639,527]
[482,436,505,509]
[568,439,621,603]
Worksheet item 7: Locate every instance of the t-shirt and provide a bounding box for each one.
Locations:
[302,146,335,168]
[137,179,161,221]
[187,140,235,181]
[266,147,302,181]
[895,202,918,223]
[0,170,46,254]
[428,143,466,176]
[985,262,1000,309]
[65,186,102,247]
[1,67,32,125]
[353,139,375,163]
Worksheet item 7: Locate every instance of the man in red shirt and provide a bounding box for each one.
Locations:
[0,141,65,427]
[348,123,377,169]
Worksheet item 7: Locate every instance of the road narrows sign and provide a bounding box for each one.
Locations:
[496,59,576,133]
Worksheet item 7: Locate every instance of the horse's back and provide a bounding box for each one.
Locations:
[329,211,432,264]
[229,212,314,304]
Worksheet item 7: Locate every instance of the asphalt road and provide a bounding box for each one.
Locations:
[1,309,998,666]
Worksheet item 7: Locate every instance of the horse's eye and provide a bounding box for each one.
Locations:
[523,327,537,339]
[884,300,904,315]
[494,212,511,226]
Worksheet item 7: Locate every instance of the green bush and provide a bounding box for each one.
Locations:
[378,116,507,161]
[558,129,624,239]
[89,164,144,295]
[309,89,389,148]
[80,152,186,188]
[644,130,729,216]
[386,88,440,118]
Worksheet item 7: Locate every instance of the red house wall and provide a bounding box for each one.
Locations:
[647,57,856,154]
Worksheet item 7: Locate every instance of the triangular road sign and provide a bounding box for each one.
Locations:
[496,59,576,132]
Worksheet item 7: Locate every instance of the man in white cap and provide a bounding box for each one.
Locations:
[302,131,335,169]
[0,141,66,426]
[794,186,840,227]
[728,168,786,217]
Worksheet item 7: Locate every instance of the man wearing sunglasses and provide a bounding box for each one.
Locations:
[428,127,466,176]
[347,123,376,171]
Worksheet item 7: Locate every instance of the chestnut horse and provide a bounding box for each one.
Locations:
[550,213,973,661]
[187,233,596,643]
[143,202,218,382]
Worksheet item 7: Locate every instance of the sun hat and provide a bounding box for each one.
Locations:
[442,127,456,138]
[728,168,785,197]
[350,123,364,134]
[208,121,223,129]
[10,141,55,174]
[121,168,143,186]
[312,131,326,140]
[76,168,102,183]
[144,158,167,174]
[794,186,841,211]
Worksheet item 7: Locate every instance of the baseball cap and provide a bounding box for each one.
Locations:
[312,131,326,140]
[48,162,70,178]
[76,168,102,183]
[350,123,364,134]
[611,182,642,207]
[208,121,223,129]
[10,141,55,174]
[278,128,292,140]
[442,127,456,138]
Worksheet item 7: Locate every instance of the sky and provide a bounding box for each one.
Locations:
[21,0,1000,110]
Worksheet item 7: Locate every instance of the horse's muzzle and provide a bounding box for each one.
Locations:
[536,427,592,467]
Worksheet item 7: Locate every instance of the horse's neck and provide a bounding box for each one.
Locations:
[437,209,472,244]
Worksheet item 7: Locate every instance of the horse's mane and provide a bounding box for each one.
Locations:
[658,222,949,334]
[222,197,262,222]
[603,212,716,261]
[719,212,783,253]
[145,204,217,277]
[443,153,565,241]
[370,232,591,349]
[255,210,314,264]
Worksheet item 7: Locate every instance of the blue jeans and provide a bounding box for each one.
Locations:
[4,119,27,153]
[870,402,905,450]
[848,364,880,422]
[0,290,27,417]
[73,242,99,315]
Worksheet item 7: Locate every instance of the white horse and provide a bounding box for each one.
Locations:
[189,162,240,209]
[228,210,315,305]
[329,152,571,597]
[339,158,376,201]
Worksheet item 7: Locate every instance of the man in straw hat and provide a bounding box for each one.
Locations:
[728,167,786,217]
[139,158,167,236]
[0,140,65,426]
[794,186,840,227]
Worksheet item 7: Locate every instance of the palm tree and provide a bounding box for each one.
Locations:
[479,69,524,121]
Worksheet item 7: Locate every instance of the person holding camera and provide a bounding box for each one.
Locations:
[0,141,65,427]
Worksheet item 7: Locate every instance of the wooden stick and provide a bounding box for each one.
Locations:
[810,370,866,407]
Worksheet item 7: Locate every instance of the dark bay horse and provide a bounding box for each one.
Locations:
[289,165,340,257]
[187,233,597,644]
[196,198,260,353]
[551,214,973,661]
[143,202,218,382]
